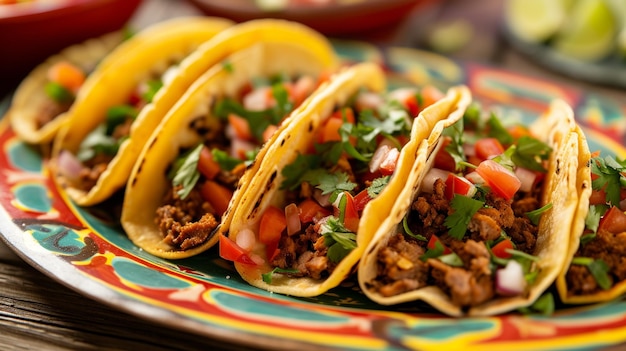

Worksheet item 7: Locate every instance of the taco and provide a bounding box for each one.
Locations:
[219,62,471,297]
[51,16,233,206]
[9,30,126,145]
[120,34,338,259]
[555,142,626,304]
[358,99,582,316]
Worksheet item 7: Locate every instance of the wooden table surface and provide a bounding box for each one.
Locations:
[1,0,625,350]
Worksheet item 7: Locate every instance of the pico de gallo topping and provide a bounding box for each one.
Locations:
[368,102,554,308]
[566,153,626,295]
[57,63,171,192]
[219,85,446,283]
[40,61,87,128]
[157,72,322,251]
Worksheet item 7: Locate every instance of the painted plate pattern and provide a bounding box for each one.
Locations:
[1,43,626,351]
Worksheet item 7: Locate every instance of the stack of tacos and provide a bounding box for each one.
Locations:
[120,21,339,259]
[219,62,471,296]
[11,14,624,316]
[357,99,584,316]
[9,30,127,146]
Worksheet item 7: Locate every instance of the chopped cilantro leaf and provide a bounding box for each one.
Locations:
[511,135,552,172]
[299,169,356,195]
[320,217,357,263]
[45,82,73,103]
[367,176,390,198]
[76,124,120,161]
[442,120,466,171]
[420,239,445,261]
[585,204,608,235]
[106,104,138,135]
[445,195,485,239]
[526,202,552,225]
[211,149,243,171]
[572,257,611,290]
[518,292,554,316]
[261,267,299,284]
[280,153,320,190]
[402,216,427,241]
[171,144,202,199]
[591,155,626,207]
[487,112,513,146]
[142,79,163,103]
[438,252,464,267]
[222,60,234,73]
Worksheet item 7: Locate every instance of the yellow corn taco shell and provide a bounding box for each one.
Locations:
[9,31,126,145]
[555,123,622,305]
[222,62,471,297]
[50,16,233,206]
[358,99,583,316]
[121,37,338,260]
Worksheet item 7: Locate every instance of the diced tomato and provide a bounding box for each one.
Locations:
[427,235,451,254]
[379,147,399,176]
[589,189,606,206]
[197,146,221,180]
[598,206,626,234]
[47,61,85,94]
[228,113,253,141]
[353,189,372,212]
[433,136,456,172]
[444,173,476,200]
[475,159,521,200]
[404,94,420,117]
[334,191,360,233]
[298,198,330,223]
[507,125,531,140]
[219,234,256,265]
[262,124,278,143]
[199,180,233,216]
[491,239,514,259]
[344,194,360,233]
[259,206,287,245]
[475,138,505,160]
[331,107,356,124]
[420,85,444,109]
[319,117,343,143]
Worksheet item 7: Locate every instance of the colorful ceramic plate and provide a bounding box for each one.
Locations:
[2,43,626,351]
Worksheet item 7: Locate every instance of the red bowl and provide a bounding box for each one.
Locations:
[185,0,439,37]
[0,0,143,92]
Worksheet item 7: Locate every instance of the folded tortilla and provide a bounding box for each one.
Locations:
[555,124,626,304]
[121,34,338,259]
[9,31,126,145]
[221,61,471,297]
[358,99,582,316]
[50,16,234,206]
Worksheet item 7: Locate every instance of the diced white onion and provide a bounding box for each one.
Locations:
[285,203,301,236]
[57,150,84,181]
[463,143,476,158]
[495,260,526,296]
[244,86,271,111]
[369,144,391,173]
[235,229,256,251]
[515,167,537,193]
[313,189,331,207]
[355,91,383,112]
[421,168,450,193]
[465,171,485,185]
[249,253,265,265]
[230,138,256,159]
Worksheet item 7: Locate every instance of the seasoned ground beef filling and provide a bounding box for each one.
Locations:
[566,229,626,295]
[270,220,337,280]
[155,185,219,250]
[370,178,539,307]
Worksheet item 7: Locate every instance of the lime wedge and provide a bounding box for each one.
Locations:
[505,0,569,43]
[553,0,618,62]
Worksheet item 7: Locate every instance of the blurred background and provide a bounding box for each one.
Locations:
[1,0,625,102]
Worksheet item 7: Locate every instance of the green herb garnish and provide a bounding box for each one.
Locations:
[320,217,357,263]
[262,267,300,284]
[444,194,485,239]
[171,144,202,199]
[526,203,553,225]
